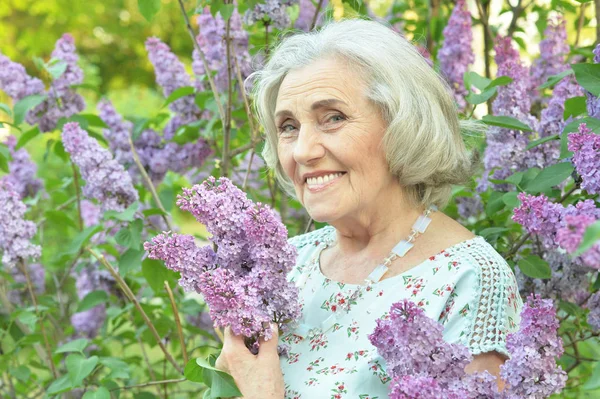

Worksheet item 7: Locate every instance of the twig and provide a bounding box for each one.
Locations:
[232,49,261,147]
[57,249,84,289]
[474,0,494,42]
[242,150,255,191]
[164,281,188,366]
[89,249,183,374]
[137,336,158,381]
[310,0,324,30]
[176,0,226,124]
[127,134,172,230]
[109,378,186,391]
[574,3,588,47]
[221,0,234,178]
[16,260,58,378]
[71,161,83,231]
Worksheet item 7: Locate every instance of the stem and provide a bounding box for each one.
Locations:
[242,150,255,191]
[575,3,588,47]
[71,161,83,231]
[16,260,58,378]
[176,0,226,124]
[109,378,186,391]
[596,0,600,44]
[221,2,234,178]
[232,49,261,150]
[310,0,324,30]
[137,336,158,381]
[89,249,183,374]
[127,134,172,231]
[164,281,188,366]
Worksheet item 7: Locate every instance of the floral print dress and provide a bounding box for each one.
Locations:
[279,226,523,399]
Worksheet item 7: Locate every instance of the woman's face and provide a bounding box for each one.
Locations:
[275,57,399,223]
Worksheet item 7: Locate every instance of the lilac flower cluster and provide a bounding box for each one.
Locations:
[568,123,600,195]
[193,8,253,94]
[438,0,474,110]
[243,0,299,30]
[530,16,570,95]
[586,44,600,119]
[27,34,86,132]
[513,192,600,269]
[62,122,139,212]
[145,177,300,351]
[71,264,115,338]
[500,294,567,398]
[369,297,566,398]
[0,135,43,199]
[0,182,41,268]
[294,0,328,31]
[0,51,45,101]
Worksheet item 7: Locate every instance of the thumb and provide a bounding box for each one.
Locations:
[258,323,280,356]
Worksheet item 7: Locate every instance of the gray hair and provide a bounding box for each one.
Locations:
[249,18,480,209]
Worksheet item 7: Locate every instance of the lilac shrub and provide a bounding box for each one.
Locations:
[145,177,301,352]
[0,51,45,101]
[243,0,299,30]
[62,122,139,212]
[438,0,474,110]
[71,265,115,338]
[568,123,600,195]
[0,135,43,199]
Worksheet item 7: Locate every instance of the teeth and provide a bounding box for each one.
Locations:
[306,173,343,186]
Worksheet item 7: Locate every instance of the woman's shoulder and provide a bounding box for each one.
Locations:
[288,225,335,252]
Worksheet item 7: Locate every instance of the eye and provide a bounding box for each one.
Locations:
[328,114,346,122]
[277,122,297,135]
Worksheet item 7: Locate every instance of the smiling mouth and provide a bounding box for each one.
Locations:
[305,172,346,191]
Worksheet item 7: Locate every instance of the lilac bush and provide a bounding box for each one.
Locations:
[0,135,43,199]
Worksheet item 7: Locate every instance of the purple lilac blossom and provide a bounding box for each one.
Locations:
[556,214,600,269]
[7,262,45,305]
[0,182,41,268]
[568,123,600,195]
[479,37,537,191]
[500,294,567,398]
[527,76,583,169]
[71,265,115,338]
[243,0,299,30]
[294,0,328,31]
[0,52,45,101]
[81,200,101,228]
[145,177,300,351]
[27,34,86,132]
[456,194,484,222]
[62,122,139,212]
[529,16,570,96]
[437,0,474,110]
[587,291,600,331]
[193,8,253,94]
[0,135,43,199]
[512,192,563,247]
[586,44,600,119]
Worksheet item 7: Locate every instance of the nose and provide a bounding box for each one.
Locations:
[293,123,325,165]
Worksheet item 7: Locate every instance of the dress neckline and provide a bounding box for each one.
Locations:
[313,229,485,288]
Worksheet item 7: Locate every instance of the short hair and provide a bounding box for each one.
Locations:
[249,18,479,209]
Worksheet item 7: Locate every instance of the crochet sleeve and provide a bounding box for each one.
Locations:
[286,225,335,282]
[442,242,523,357]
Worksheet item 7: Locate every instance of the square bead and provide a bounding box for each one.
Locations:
[367,264,389,283]
[412,215,432,233]
[392,240,414,257]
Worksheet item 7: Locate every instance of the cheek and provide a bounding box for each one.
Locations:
[277,144,295,179]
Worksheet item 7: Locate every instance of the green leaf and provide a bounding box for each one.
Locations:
[67,354,98,385]
[560,117,600,158]
[104,201,139,222]
[16,126,40,150]
[572,63,600,96]
[46,59,68,80]
[16,311,38,331]
[525,134,559,151]
[563,96,587,119]
[524,162,574,194]
[13,94,46,125]
[115,228,133,248]
[502,191,520,208]
[44,210,77,229]
[47,374,74,395]
[466,87,496,105]
[82,387,111,399]
[538,69,573,90]
[55,338,89,354]
[138,0,161,21]
[464,71,491,91]
[583,361,600,390]
[195,91,213,110]
[130,219,143,250]
[485,191,506,216]
[54,140,68,162]
[486,76,513,89]
[64,225,102,255]
[481,115,533,132]
[518,255,552,279]
[184,358,205,383]
[76,290,109,313]
[9,365,30,382]
[142,208,167,217]
[574,220,600,256]
[478,227,509,238]
[0,103,12,118]
[142,258,180,293]
[119,248,144,275]
[0,145,9,173]
[219,3,234,20]
[79,114,109,128]
[162,86,195,108]
[172,122,202,144]
[196,357,242,398]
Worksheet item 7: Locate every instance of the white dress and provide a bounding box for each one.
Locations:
[279,225,523,399]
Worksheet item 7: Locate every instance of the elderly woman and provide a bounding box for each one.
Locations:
[215,18,523,398]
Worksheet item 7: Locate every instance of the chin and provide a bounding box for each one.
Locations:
[305,206,340,224]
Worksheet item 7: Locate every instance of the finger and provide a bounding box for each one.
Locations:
[258,323,280,358]
[223,326,253,354]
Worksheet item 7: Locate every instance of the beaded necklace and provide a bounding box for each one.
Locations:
[294,205,437,339]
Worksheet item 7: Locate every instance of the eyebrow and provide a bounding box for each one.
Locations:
[274,98,348,119]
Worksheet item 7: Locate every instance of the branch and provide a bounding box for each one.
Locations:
[221,1,234,178]
[127,134,172,231]
[176,0,226,124]
[89,249,183,374]
[164,281,188,366]
[71,161,83,231]
[575,3,588,47]
[310,0,325,30]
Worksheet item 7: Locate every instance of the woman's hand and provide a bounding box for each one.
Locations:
[215,324,285,399]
